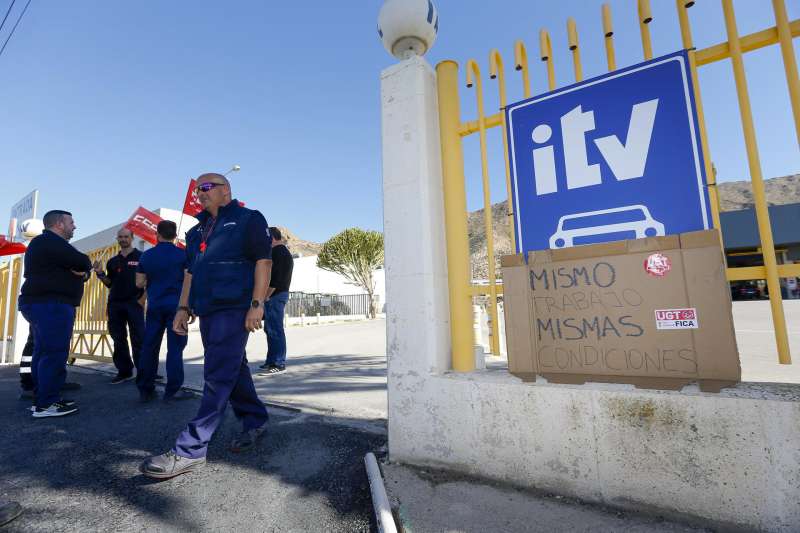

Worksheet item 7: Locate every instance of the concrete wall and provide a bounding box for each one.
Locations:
[380,56,800,532]
[389,372,800,531]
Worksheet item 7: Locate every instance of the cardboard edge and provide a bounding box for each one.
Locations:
[501,254,526,267]
[626,234,681,253]
[679,228,722,249]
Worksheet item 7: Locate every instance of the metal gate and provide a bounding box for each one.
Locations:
[0,257,23,363]
[437,0,799,371]
[69,244,118,363]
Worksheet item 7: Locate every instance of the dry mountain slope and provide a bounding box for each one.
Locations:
[274,226,322,257]
[468,174,800,279]
[717,174,800,211]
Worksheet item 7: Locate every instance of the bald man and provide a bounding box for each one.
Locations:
[141,173,272,479]
[93,227,146,384]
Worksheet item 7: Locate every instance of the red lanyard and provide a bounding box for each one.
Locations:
[199,217,217,253]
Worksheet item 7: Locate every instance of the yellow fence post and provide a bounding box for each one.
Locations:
[602,4,617,71]
[539,29,556,90]
[772,0,800,145]
[436,60,476,372]
[567,18,583,82]
[490,50,518,254]
[638,0,654,60]
[722,0,791,364]
[466,60,501,356]
[513,41,531,99]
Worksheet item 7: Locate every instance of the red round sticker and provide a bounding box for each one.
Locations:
[644,253,671,277]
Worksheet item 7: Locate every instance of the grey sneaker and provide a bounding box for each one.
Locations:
[230,424,267,453]
[32,401,78,418]
[140,450,206,479]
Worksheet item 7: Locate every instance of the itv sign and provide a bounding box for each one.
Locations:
[505,50,711,253]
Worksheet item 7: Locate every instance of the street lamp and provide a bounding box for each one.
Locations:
[224,165,241,176]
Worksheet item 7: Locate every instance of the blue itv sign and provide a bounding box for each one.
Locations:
[505,50,711,254]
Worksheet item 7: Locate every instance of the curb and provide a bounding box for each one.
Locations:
[364,452,398,533]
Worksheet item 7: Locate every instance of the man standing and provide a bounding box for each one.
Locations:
[93,227,146,384]
[18,330,81,399]
[259,226,293,374]
[18,210,91,418]
[141,173,272,479]
[135,221,190,402]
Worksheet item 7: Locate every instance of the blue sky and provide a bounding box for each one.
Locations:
[0,0,798,243]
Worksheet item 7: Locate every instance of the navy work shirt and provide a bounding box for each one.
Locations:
[19,230,92,307]
[137,242,186,311]
[105,249,144,303]
[185,199,271,316]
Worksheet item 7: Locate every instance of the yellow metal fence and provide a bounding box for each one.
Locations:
[0,257,23,361]
[438,0,800,372]
[69,244,118,363]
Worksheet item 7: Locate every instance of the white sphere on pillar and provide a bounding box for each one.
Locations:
[378,0,438,60]
[20,218,43,240]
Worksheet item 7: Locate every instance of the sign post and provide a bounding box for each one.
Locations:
[505,50,710,254]
[9,189,39,243]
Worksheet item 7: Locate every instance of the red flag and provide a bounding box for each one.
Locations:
[182,179,204,216]
[124,207,162,245]
[0,235,26,256]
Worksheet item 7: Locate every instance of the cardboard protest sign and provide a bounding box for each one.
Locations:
[501,230,740,392]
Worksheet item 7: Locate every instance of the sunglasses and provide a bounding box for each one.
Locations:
[196,181,227,192]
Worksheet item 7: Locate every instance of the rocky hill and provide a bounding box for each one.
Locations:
[275,226,322,258]
[469,174,800,279]
[717,174,800,211]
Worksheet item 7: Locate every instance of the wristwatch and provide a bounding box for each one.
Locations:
[251,299,262,309]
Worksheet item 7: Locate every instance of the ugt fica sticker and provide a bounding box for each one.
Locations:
[655,308,699,330]
[644,253,671,277]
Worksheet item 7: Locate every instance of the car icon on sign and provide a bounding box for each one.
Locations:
[549,204,665,248]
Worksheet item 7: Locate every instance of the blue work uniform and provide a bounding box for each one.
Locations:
[18,230,92,408]
[136,241,188,397]
[174,199,272,459]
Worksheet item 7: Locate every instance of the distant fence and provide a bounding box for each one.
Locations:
[285,291,372,318]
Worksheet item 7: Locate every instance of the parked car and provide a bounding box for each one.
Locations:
[731,283,761,300]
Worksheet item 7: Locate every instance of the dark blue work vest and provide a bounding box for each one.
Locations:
[187,201,255,316]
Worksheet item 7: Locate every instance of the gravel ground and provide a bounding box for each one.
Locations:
[0,366,385,532]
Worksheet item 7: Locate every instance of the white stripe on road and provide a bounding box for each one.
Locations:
[19,367,31,373]
[21,356,32,362]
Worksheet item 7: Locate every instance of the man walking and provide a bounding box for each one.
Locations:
[141,173,272,479]
[259,227,293,374]
[135,220,190,402]
[93,227,146,384]
[18,210,91,418]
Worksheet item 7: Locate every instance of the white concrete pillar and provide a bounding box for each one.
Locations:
[381,56,452,451]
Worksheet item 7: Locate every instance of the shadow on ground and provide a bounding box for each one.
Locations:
[0,367,385,532]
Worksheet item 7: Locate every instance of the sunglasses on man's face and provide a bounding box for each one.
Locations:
[196,181,226,193]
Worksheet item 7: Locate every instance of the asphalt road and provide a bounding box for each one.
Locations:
[0,367,385,532]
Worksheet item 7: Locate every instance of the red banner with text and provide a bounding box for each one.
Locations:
[182,179,204,217]
[124,206,162,245]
